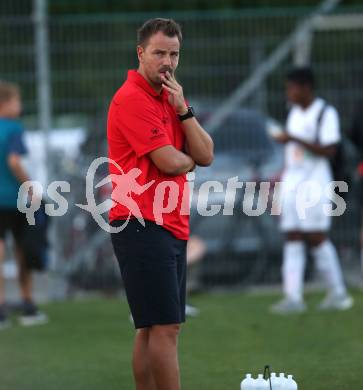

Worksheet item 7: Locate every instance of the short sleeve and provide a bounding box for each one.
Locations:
[319,106,341,146]
[6,130,27,156]
[286,108,295,134]
[115,98,172,158]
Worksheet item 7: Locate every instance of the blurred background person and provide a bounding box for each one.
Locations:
[0,80,47,329]
[348,102,363,275]
[270,67,353,314]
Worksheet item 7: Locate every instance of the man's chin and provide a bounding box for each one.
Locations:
[153,76,163,86]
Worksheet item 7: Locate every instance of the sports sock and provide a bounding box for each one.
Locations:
[282,241,306,302]
[312,240,346,296]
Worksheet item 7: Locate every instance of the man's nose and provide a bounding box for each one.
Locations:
[162,54,172,67]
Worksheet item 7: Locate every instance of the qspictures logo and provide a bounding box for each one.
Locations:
[17,157,349,233]
[76,158,154,232]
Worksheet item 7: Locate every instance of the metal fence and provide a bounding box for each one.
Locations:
[1,2,362,293]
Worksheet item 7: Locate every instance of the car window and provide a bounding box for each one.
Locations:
[212,110,272,154]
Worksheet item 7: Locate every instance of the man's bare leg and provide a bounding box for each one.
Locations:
[14,246,32,302]
[149,324,181,390]
[133,328,157,390]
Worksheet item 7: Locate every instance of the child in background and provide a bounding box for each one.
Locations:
[0,80,47,329]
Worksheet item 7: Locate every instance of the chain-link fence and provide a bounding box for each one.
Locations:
[1,2,362,293]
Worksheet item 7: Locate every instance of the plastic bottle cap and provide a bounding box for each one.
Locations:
[258,374,263,379]
[271,373,276,377]
[246,374,252,378]
[279,373,285,376]
[288,375,293,379]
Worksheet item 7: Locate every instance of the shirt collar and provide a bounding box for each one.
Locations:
[127,69,168,99]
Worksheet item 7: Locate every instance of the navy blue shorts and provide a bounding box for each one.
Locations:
[0,208,27,243]
[111,219,187,329]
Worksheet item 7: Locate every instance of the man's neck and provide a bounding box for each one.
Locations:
[137,68,162,94]
[300,95,315,110]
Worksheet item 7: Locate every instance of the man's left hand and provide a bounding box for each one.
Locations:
[274,132,291,144]
[161,71,188,115]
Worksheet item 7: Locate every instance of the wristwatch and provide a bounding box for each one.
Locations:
[178,106,195,122]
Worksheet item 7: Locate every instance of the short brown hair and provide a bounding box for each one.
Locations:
[0,80,20,106]
[137,18,182,47]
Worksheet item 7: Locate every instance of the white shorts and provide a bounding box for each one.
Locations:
[279,184,332,233]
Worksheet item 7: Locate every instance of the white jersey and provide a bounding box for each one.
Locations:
[282,97,340,190]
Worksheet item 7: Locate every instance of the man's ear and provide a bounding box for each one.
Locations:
[136,45,144,63]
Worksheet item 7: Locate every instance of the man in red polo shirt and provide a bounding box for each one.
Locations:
[108,18,213,390]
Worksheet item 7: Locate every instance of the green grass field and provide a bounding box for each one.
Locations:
[0,290,362,390]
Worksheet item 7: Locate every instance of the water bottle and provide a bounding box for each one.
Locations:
[240,373,255,390]
[285,375,298,390]
[255,374,269,390]
[270,372,280,390]
[278,373,287,390]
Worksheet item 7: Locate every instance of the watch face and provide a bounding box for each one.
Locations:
[179,106,195,121]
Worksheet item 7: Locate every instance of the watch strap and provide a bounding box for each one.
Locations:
[178,106,194,121]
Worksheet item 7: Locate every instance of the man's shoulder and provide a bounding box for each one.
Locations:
[0,118,23,136]
[314,97,337,114]
[316,100,339,124]
[111,81,151,108]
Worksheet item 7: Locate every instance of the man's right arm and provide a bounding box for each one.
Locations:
[6,130,30,184]
[149,145,195,176]
[7,153,30,184]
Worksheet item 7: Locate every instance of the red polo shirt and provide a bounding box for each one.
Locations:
[107,70,189,240]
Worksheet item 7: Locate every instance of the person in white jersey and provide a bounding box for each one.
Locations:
[271,67,353,314]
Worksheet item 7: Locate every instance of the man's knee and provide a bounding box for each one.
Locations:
[136,328,150,337]
[135,328,150,346]
[150,323,181,342]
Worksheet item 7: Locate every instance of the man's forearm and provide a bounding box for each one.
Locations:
[160,71,213,166]
[171,152,195,175]
[181,118,214,166]
[8,156,30,184]
[10,165,29,184]
[290,136,336,157]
